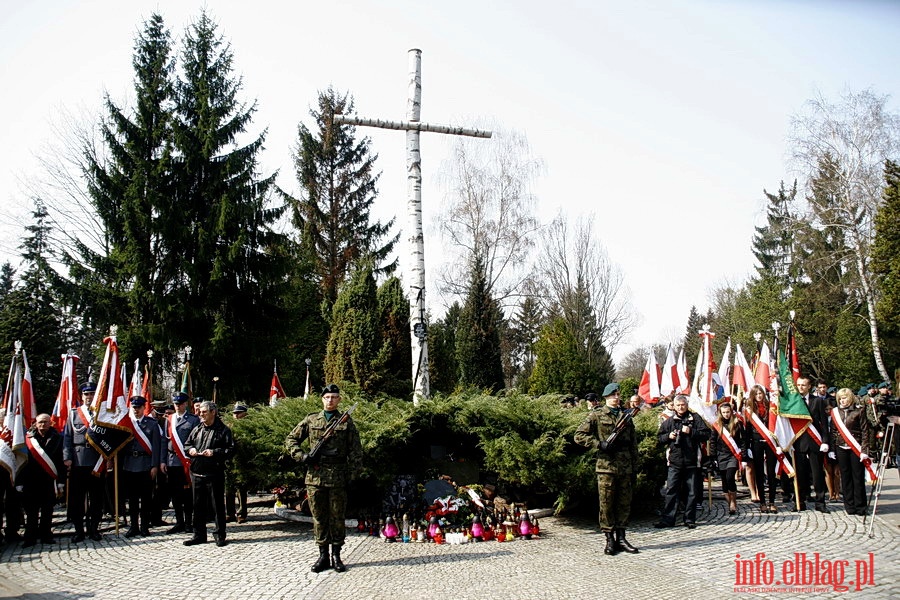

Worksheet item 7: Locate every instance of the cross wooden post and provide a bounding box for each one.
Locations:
[334,48,491,405]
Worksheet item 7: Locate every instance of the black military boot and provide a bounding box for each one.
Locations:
[331,544,346,572]
[604,531,618,555]
[615,528,639,554]
[311,545,330,573]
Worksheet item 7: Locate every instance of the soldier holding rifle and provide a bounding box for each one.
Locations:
[574,382,640,556]
[286,384,362,573]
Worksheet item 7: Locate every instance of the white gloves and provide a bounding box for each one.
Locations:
[747,449,754,460]
[860,453,869,462]
[819,443,829,453]
[828,452,836,460]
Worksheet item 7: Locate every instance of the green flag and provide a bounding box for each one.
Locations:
[776,349,811,420]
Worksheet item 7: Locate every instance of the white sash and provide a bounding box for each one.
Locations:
[831,407,877,482]
[748,411,795,477]
[24,432,58,479]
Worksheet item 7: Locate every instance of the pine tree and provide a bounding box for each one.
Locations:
[170,10,291,397]
[287,87,399,306]
[455,256,505,392]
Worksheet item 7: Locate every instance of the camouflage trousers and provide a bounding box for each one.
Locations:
[307,484,347,547]
[597,473,632,532]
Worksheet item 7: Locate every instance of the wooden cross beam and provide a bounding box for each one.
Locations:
[334,48,492,404]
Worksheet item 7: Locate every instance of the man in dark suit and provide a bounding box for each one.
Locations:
[793,377,830,512]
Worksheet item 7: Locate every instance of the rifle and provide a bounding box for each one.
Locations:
[306,403,358,463]
[603,407,639,448]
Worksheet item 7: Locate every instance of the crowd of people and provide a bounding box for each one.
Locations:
[0,385,254,549]
[575,376,896,550]
[0,375,893,567]
[0,381,361,574]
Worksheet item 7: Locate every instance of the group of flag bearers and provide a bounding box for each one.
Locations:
[640,318,885,520]
[0,329,264,547]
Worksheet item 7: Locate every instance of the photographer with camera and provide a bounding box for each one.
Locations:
[655,395,710,529]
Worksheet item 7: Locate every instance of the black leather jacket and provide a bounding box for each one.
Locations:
[184,417,235,477]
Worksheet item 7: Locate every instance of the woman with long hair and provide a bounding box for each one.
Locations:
[742,385,779,513]
[710,401,745,514]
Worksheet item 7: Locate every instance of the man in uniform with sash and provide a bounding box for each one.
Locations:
[63,383,104,542]
[166,392,199,534]
[122,396,161,537]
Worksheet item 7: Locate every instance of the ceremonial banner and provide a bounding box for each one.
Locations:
[86,335,132,459]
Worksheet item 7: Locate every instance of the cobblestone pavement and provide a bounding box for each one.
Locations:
[1,468,898,600]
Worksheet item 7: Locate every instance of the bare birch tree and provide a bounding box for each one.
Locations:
[789,88,900,382]
[435,127,542,307]
[537,214,637,359]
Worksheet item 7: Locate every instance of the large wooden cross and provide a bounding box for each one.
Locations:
[334,49,491,404]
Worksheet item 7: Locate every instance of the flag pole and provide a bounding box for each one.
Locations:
[791,447,801,512]
[114,456,120,535]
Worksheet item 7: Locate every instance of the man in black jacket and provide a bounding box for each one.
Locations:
[793,376,830,512]
[655,396,710,529]
[183,401,235,547]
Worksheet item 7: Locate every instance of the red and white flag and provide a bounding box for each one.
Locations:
[1,345,29,482]
[676,346,690,393]
[732,344,753,399]
[754,342,772,391]
[689,327,718,424]
[660,344,678,397]
[51,354,80,432]
[638,350,661,404]
[20,350,37,429]
[718,337,732,401]
[269,366,287,407]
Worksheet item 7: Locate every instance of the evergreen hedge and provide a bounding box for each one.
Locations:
[230,389,668,517]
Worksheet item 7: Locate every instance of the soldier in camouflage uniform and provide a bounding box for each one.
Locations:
[286,384,362,573]
[574,382,639,556]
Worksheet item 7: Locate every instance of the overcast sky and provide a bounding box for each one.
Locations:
[1,0,898,362]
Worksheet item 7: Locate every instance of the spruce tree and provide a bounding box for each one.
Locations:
[455,256,505,392]
[287,87,399,306]
[170,10,290,397]
[507,295,543,388]
[70,12,175,361]
[752,181,798,289]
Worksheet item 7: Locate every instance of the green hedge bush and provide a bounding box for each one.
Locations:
[229,389,668,517]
